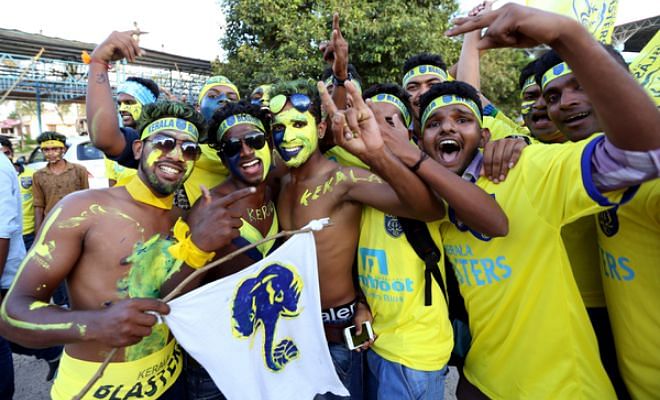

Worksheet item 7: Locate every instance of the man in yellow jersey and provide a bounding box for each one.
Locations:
[518,59,565,144]
[377,4,658,399]
[0,101,253,399]
[87,31,230,208]
[534,44,660,400]
[355,83,507,399]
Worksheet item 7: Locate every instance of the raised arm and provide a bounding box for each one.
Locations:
[319,81,443,222]
[375,110,508,237]
[86,31,143,157]
[447,4,660,151]
[0,197,167,349]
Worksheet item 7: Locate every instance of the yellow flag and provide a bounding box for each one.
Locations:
[526,0,619,44]
[629,31,660,107]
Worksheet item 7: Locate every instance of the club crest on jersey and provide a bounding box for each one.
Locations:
[598,207,619,237]
[20,176,32,189]
[384,214,403,238]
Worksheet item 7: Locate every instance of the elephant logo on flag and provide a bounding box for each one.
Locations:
[231,263,304,372]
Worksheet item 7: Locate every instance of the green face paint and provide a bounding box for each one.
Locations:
[117,234,184,360]
[77,323,87,337]
[273,108,318,168]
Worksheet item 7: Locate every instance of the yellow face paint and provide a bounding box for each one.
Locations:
[118,102,143,121]
[273,108,318,168]
[77,323,87,337]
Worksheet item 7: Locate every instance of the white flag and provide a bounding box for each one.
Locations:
[164,225,349,400]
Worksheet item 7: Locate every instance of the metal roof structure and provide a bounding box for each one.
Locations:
[0,27,213,103]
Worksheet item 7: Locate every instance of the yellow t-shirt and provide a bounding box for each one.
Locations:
[597,179,660,400]
[18,167,35,235]
[441,137,624,399]
[484,111,531,142]
[104,158,137,187]
[358,207,452,371]
[183,145,229,205]
[561,217,606,307]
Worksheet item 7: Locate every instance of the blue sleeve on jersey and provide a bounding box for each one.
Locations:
[581,136,639,206]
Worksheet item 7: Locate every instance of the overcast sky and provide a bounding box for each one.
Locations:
[0,0,656,61]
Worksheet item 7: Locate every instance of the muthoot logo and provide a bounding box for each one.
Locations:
[358,248,414,293]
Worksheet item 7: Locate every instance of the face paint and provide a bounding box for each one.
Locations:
[140,143,194,196]
[272,108,318,168]
[200,93,230,122]
[118,102,143,121]
[77,323,87,337]
[226,141,272,185]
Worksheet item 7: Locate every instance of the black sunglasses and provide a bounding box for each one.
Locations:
[145,134,201,161]
[221,131,266,157]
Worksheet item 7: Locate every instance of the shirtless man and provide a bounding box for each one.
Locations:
[0,101,251,399]
[270,79,507,397]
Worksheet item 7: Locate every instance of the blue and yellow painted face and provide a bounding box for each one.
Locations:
[220,123,272,185]
[272,105,318,168]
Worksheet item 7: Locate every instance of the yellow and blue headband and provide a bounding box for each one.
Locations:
[520,75,537,98]
[117,80,157,106]
[198,76,240,105]
[370,93,412,127]
[541,62,572,91]
[40,140,65,149]
[216,114,266,141]
[141,117,200,140]
[402,65,448,87]
[421,94,482,133]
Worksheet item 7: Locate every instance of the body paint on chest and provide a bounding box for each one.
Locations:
[298,169,383,206]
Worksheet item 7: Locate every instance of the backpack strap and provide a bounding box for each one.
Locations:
[398,217,447,306]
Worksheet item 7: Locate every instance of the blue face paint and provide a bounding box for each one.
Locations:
[200,93,230,122]
[272,126,288,161]
[226,151,245,183]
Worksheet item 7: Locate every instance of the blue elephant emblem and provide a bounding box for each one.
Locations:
[232,263,303,372]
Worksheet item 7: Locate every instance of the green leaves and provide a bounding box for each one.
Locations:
[217,0,460,93]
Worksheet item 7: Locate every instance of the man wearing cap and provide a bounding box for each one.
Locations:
[0,101,253,399]
[32,132,88,233]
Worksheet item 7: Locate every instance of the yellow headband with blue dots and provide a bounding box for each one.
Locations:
[141,117,200,140]
[216,114,266,141]
[370,93,412,127]
[421,94,482,134]
[402,65,448,87]
[541,62,572,90]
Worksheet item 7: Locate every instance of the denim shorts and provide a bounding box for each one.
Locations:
[365,349,448,400]
[315,342,363,400]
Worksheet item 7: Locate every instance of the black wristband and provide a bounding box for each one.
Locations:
[332,72,352,87]
[506,134,532,145]
[410,151,428,172]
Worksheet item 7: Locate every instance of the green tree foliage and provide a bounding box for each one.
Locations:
[216,0,461,93]
[479,48,531,118]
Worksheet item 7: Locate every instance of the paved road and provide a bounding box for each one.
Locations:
[13,354,459,399]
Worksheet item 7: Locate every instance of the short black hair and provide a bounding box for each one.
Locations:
[0,137,12,151]
[206,100,272,149]
[126,76,160,100]
[136,101,207,141]
[535,44,628,86]
[36,131,67,145]
[362,83,413,119]
[320,64,363,87]
[403,53,448,75]
[519,58,539,90]
[269,79,322,122]
[419,81,483,122]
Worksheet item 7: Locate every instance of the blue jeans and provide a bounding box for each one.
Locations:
[0,336,14,398]
[366,349,447,400]
[316,342,363,399]
[184,355,227,400]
